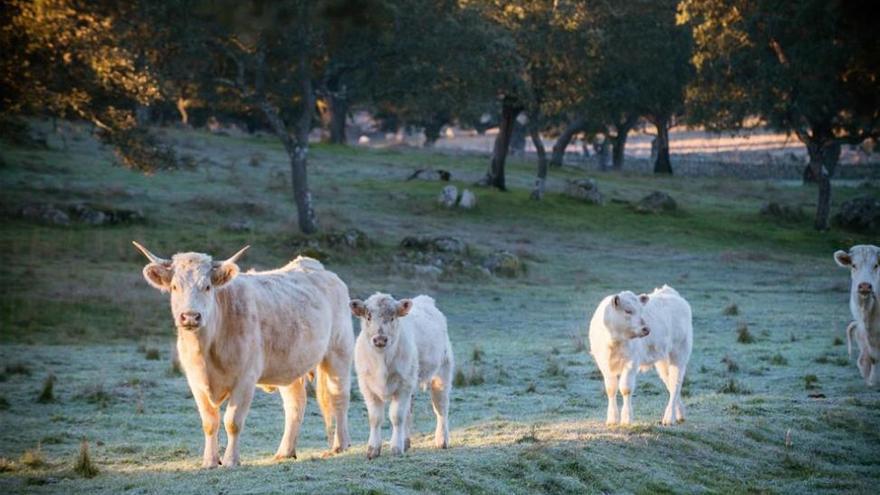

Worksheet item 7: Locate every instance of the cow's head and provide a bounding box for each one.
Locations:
[133,241,249,332]
[835,244,880,307]
[603,291,650,341]
[350,293,413,351]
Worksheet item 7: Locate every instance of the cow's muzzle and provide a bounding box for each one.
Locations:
[858,282,874,297]
[371,335,388,348]
[631,327,650,339]
[178,311,202,331]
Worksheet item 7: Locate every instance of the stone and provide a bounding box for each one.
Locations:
[834,195,880,233]
[438,185,458,208]
[324,229,369,250]
[19,204,69,225]
[458,189,477,209]
[400,236,467,254]
[406,168,451,181]
[224,220,254,232]
[483,250,525,278]
[636,191,677,214]
[564,178,603,205]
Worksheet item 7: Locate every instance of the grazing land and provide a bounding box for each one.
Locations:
[0,124,878,494]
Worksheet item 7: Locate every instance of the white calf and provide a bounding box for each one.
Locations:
[588,285,693,426]
[351,294,454,459]
[834,245,880,386]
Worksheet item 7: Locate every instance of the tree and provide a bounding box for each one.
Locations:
[680,0,880,229]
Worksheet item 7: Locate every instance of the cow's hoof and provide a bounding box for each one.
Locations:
[201,460,220,469]
[676,417,686,424]
[366,446,381,460]
[404,438,411,452]
[390,446,403,456]
[434,439,448,449]
[221,460,239,468]
[273,452,296,461]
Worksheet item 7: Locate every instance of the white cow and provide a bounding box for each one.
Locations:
[133,242,354,467]
[350,293,454,459]
[834,244,880,386]
[588,285,693,426]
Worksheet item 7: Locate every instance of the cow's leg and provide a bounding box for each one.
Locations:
[674,364,688,422]
[274,377,307,460]
[602,372,620,425]
[619,364,637,425]
[661,363,685,426]
[404,398,414,451]
[317,348,352,455]
[430,370,451,449]
[857,348,872,382]
[193,391,220,468]
[389,391,412,456]
[221,383,255,467]
[364,390,385,460]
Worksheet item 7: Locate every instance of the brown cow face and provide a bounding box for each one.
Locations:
[351,294,413,350]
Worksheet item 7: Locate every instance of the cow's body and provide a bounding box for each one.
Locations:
[835,245,880,386]
[351,294,453,459]
[135,244,353,467]
[589,285,693,426]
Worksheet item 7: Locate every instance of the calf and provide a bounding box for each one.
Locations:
[350,294,454,459]
[588,285,693,426]
[133,242,354,467]
[834,245,880,386]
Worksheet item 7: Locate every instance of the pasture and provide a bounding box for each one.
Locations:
[0,124,878,494]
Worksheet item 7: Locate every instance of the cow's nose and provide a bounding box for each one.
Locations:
[641,327,650,337]
[858,282,873,294]
[179,312,201,327]
[372,336,388,348]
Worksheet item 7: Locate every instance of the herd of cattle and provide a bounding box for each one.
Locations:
[131,241,879,467]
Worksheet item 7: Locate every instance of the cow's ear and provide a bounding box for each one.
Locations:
[397,299,413,317]
[350,300,367,317]
[834,250,852,268]
[143,263,172,291]
[639,294,649,305]
[211,262,240,287]
[612,295,620,309]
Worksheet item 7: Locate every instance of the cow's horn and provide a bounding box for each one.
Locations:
[132,241,170,265]
[218,245,250,266]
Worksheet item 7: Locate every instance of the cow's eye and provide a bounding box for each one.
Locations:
[171,284,177,291]
[204,285,210,291]
[852,264,857,270]
[624,309,633,315]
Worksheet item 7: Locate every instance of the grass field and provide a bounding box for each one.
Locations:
[1,123,878,494]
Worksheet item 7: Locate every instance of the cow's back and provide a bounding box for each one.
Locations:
[643,286,693,355]
[403,295,451,383]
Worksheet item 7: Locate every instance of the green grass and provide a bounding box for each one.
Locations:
[1,121,878,494]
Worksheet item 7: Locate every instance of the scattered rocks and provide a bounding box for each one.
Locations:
[458,189,477,209]
[564,178,603,205]
[834,195,880,233]
[760,202,805,222]
[323,229,370,250]
[400,236,467,254]
[19,204,69,225]
[482,250,525,278]
[438,185,458,208]
[636,191,677,214]
[407,168,451,181]
[223,220,254,233]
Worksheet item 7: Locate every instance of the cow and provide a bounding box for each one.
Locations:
[588,285,693,426]
[350,293,454,459]
[133,242,354,467]
[834,244,880,386]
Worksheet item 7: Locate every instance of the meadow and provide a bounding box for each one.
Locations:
[0,123,878,494]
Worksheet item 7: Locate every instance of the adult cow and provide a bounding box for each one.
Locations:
[133,242,353,467]
[834,244,880,386]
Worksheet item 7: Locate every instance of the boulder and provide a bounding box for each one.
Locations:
[68,203,145,225]
[760,202,805,222]
[19,204,69,225]
[324,229,369,250]
[834,195,880,233]
[483,250,525,278]
[400,236,467,254]
[224,220,254,233]
[636,191,677,214]
[438,185,458,208]
[407,168,451,181]
[564,178,603,205]
[459,189,477,209]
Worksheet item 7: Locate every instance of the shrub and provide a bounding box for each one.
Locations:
[20,444,44,468]
[73,440,98,478]
[144,348,160,360]
[736,323,755,344]
[804,374,819,390]
[718,378,751,395]
[722,303,739,316]
[36,374,55,404]
[770,353,788,366]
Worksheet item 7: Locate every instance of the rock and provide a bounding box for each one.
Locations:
[760,202,805,222]
[834,195,880,233]
[400,236,467,254]
[68,203,145,225]
[438,185,458,208]
[564,178,603,205]
[412,264,443,279]
[406,168,451,181]
[324,229,369,250]
[224,220,254,232]
[483,250,525,278]
[458,189,477,209]
[19,204,69,225]
[636,191,677,214]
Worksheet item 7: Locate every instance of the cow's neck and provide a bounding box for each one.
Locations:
[854,295,880,329]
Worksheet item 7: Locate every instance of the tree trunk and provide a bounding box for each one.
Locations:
[479,98,521,190]
[652,115,673,174]
[550,116,587,167]
[529,126,548,200]
[805,138,841,231]
[611,116,637,171]
[328,88,347,145]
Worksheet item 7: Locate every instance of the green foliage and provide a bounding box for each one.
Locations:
[736,322,755,344]
[36,374,55,404]
[73,440,99,478]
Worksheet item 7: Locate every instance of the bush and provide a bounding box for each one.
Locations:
[718,378,751,395]
[37,374,55,404]
[73,440,98,478]
[736,323,755,344]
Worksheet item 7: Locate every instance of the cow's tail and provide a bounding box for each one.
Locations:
[315,365,335,445]
[846,321,857,360]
